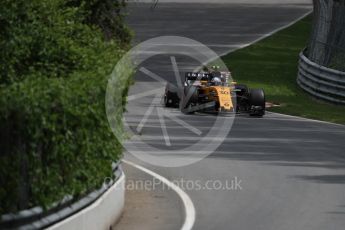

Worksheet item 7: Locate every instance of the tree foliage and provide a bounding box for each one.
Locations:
[0,0,131,84]
[0,0,132,215]
[307,0,345,71]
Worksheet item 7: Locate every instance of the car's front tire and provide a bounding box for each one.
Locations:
[249,88,265,117]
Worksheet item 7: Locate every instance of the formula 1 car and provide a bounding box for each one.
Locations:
[164,70,265,116]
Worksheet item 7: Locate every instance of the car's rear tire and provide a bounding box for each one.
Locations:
[249,88,265,117]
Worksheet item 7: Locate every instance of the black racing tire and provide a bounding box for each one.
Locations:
[164,83,179,107]
[249,88,265,117]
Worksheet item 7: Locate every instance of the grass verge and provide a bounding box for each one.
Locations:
[221,15,345,125]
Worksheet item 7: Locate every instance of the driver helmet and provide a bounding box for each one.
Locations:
[211,77,222,86]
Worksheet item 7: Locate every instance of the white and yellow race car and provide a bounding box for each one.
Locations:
[164,70,265,116]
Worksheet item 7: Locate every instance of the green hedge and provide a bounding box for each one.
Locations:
[0,0,131,85]
[0,0,132,215]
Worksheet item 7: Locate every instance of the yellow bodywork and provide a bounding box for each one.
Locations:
[213,86,233,110]
[198,84,234,111]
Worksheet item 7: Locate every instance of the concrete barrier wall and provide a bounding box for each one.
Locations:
[48,173,125,230]
[297,51,345,105]
[1,164,125,230]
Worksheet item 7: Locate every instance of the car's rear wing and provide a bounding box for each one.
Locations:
[185,72,212,81]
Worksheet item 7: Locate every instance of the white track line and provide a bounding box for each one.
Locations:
[121,8,315,230]
[219,9,345,127]
[217,10,313,58]
[215,10,344,127]
[123,160,196,230]
[267,111,345,127]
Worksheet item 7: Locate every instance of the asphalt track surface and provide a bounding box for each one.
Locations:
[121,2,345,230]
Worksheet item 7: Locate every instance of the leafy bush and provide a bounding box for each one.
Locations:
[0,67,131,213]
[0,0,131,85]
[0,0,132,215]
[65,0,132,43]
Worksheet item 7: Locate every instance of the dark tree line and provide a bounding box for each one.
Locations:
[307,0,345,71]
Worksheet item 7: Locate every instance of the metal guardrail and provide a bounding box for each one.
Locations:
[0,162,123,230]
[297,50,345,105]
